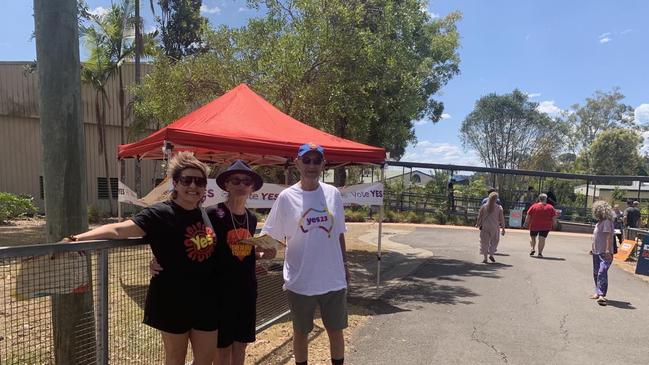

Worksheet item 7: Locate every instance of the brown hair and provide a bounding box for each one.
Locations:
[167,151,209,199]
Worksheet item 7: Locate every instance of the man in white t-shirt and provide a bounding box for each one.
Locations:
[261,142,349,365]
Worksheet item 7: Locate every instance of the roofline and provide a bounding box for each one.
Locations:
[386,161,649,182]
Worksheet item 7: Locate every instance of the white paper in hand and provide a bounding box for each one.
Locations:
[239,235,285,250]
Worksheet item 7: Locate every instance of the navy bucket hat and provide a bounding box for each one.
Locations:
[216,160,264,191]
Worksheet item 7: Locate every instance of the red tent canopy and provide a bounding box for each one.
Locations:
[118,84,385,165]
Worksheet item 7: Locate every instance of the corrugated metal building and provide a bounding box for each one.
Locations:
[0,61,161,215]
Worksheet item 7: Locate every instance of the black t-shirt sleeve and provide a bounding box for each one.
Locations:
[131,204,166,235]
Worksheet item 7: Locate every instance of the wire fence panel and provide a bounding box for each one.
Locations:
[255,259,289,332]
[0,239,289,364]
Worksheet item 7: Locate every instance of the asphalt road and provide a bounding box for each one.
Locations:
[347,226,649,365]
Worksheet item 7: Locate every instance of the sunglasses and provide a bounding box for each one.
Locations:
[177,175,207,187]
[228,177,254,186]
[300,156,323,165]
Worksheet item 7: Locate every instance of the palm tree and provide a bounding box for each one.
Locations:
[80,1,157,214]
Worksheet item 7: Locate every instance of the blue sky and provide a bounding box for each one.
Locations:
[2,0,648,167]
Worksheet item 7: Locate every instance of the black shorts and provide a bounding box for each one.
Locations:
[530,230,549,238]
[143,278,218,334]
[217,289,257,347]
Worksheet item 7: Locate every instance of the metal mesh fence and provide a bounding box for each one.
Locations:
[0,240,288,364]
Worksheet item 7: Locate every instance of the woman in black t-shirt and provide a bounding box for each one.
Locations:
[211,160,276,365]
[64,152,219,365]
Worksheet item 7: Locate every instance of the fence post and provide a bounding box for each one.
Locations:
[96,249,109,365]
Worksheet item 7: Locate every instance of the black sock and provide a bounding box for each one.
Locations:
[332,358,344,365]
[296,361,307,365]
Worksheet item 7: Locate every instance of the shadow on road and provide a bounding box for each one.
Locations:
[605,300,636,309]
[347,249,512,310]
[531,256,566,261]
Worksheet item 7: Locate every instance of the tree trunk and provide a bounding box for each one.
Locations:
[33,0,95,363]
[333,117,348,186]
[119,69,126,183]
[101,96,114,215]
[134,0,142,196]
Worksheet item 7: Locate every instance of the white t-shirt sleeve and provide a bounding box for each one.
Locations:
[261,195,286,240]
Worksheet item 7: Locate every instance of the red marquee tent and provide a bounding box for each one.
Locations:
[118,84,385,165]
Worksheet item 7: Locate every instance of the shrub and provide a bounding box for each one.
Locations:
[405,211,425,223]
[434,211,447,225]
[0,192,38,223]
[88,205,102,224]
[344,209,367,222]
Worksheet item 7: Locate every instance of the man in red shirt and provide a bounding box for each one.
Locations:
[524,193,558,258]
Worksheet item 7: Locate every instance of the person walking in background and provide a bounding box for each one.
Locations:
[481,187,501,206]
[519,186,536,210]
[524,193,558,258]
[623,200,641,240]
[590,201,615,306]
[546,188,557,206]
[65,152,220,365]
[476,192,506,263]
[262,143,349,365]
[612,204,624,251]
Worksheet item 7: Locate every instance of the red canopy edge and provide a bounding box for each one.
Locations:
[118,84,385,165]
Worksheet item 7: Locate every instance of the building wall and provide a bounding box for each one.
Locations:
[0,62,160,215]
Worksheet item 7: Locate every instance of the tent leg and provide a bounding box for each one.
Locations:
[376,165,385,297]
[117,159,122,222]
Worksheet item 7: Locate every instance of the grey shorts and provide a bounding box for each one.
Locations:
[287,288,348,334]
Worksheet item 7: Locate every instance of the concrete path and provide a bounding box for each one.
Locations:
[347,225,649,365]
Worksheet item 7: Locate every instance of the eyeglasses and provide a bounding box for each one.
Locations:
[300,156,323,165]
[177,176,207,187]
[228,177,254,186]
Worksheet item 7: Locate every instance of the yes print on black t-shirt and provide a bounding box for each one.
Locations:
[227,228,253,261]
[183,222,215,262]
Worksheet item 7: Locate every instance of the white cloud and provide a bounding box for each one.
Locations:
[537,100,562,116]
[635,103,649,125]
[526,92,541,98]
[88,6,108,17]
[620,29,633,35]
[598,32,612,43]
[441,113,451,120]
[414,119,427,126]
[402,142,482,166]
[238,7,250,12]
[200,4,221,14]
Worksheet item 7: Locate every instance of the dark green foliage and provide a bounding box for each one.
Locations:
[157,0,208,60]
[0,193,38,223]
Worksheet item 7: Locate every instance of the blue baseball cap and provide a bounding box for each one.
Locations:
[297,143,325,157]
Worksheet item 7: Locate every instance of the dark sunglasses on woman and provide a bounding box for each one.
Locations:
[300,156,323,165]
[177,175,207,187]
[228,177,253,186]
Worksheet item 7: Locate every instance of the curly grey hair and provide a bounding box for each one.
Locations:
[592,200,614,221]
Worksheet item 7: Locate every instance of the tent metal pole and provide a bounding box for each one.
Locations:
[377,165,385,297]
[117,160,122,221]
[584,180,589,218]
